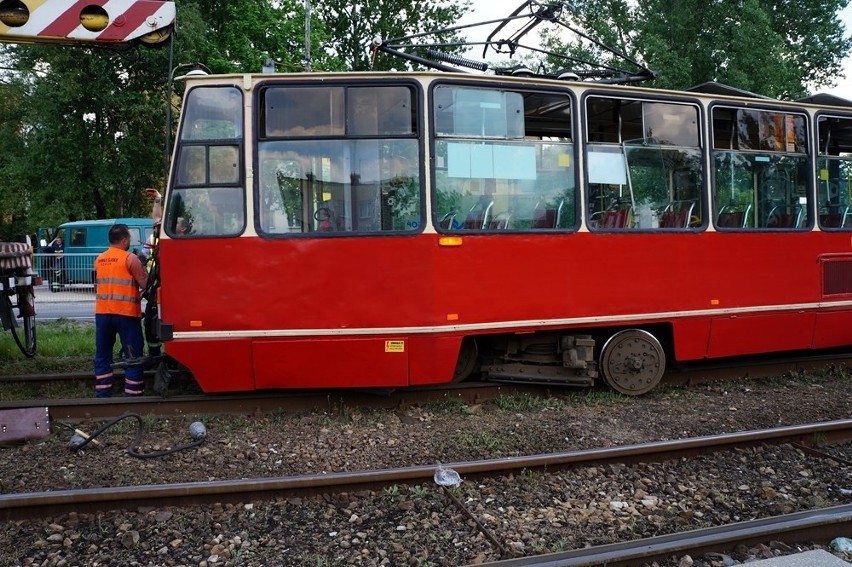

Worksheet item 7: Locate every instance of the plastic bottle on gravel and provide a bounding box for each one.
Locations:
[433,463,461,487]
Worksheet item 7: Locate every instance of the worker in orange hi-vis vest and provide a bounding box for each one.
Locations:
[94,223,149,397]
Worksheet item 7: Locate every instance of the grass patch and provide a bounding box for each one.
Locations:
[423,395,469,414]
[455,430,507,452]
[494,392,563,412]
[0,318,94,375]
[562,388,632,405]
[0,382,41,401]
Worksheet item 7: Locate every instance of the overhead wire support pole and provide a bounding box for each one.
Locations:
[304,0,311,71]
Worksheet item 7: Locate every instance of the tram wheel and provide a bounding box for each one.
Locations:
[599,329,665,395]
[452,338,478,382]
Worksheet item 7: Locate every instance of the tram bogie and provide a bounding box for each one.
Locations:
[479,332,598,387]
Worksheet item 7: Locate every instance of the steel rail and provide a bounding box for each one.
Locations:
[469,505,852,566]
[1,419,850,522]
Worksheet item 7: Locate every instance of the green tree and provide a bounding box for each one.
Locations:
[0,0,339,235]
[540,0,851,98]
[175,0,337,73]
[313,0,472,71]
[2,44,169,227]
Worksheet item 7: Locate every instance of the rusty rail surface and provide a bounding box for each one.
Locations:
[470,505,852,566]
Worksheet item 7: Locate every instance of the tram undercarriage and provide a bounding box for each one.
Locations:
[473,328,668,396]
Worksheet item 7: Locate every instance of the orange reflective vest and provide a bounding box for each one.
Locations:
[95,247,141,317]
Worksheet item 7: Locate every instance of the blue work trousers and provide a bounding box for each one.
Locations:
[94,313,144,397]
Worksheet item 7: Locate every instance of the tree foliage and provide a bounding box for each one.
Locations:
[543,0,851,98]
[0,45,169,231]
[0,0,849,240]
[313,0,470,71]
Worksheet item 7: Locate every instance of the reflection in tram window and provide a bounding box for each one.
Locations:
[432,85,576,232]
[585,97,703,230]
[712,107,809,230]
[256,84,421,235]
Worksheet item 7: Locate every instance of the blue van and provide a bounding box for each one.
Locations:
[38,218,153,291]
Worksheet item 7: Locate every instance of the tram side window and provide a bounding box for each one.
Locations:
[256,84,421,235]
[817,115,852,229]
[433,85,575,232]
[585,97,703,230]
[166,145,245,237]
[167,85,246,238]
[180,86,242,140]
[711,107,809,230]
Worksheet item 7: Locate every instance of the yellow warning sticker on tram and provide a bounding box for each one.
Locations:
[385,340,405,353]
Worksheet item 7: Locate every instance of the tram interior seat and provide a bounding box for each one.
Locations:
[659,200,696,228]
[766,204,804,228]
[463,200,494,229]
[717,203,752,228]
[819,206,850,228]
[532,199,566,229]
[532,203,557,228]
[600,203,632,228]
[439,211,456,229]
[489,211,512,229]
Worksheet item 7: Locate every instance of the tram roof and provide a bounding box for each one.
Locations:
[181,72,852,110]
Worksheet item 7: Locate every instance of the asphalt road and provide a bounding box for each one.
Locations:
[33,284,96,321]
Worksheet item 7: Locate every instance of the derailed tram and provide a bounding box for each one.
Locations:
[148,71,852,395]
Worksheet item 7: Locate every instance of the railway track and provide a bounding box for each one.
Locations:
[2,420,851,527]
[474,505,852,566]
[0,378,850,565]
[0,352,849,421]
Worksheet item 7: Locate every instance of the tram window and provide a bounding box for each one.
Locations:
[166,187,245,237]
[261,87,345,137]
[209,146,239,184]
[180,87,242,141]
[432,85,575,232]
[257,139,421,235]
[585,96,703,230]
[817,115,852,229]
[711,106,809,230]
[257,84,423,236]
[348,86,415,136]
[434,86,524,139]
[177,147,207,185]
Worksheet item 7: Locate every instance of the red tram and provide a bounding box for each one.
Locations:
[153,72,852,395]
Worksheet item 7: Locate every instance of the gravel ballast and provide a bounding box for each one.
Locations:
[1,369,851,566]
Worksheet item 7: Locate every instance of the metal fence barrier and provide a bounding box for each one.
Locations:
[33,253,98,321]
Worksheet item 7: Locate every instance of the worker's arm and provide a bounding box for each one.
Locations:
[126,253,149,290]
